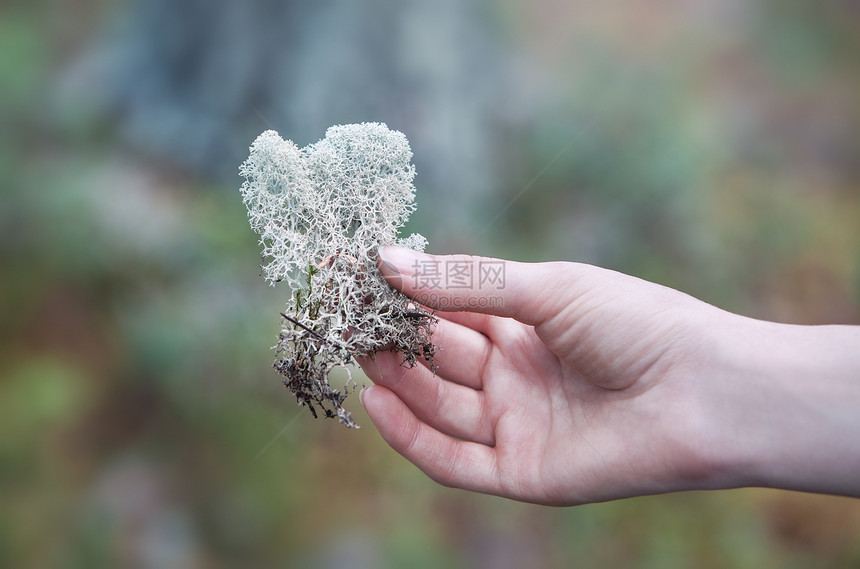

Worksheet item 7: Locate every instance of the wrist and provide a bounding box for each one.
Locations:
[657,306,760,493]
[695,314,860,496]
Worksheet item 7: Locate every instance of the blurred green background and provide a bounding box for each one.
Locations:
[2,0,859,567]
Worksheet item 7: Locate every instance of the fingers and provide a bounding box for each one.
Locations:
[378,246,571,326]
[358,350,495,445]
[358,312,493,389]
[360,385,498,493]
[435,310,496,337]
[422,315,491,390]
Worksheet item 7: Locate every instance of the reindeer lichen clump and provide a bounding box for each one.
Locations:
[239,123,435,427]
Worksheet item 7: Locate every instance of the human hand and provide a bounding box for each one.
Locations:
[357,246,743,505]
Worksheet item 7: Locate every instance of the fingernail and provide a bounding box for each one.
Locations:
[359,386,370,406]
[378,245,429,277]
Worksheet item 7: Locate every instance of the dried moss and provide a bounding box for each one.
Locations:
[239,123,435,427]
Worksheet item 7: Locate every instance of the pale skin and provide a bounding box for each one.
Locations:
[357,245,860,506]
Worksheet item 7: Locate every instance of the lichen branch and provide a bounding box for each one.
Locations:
[240,123,435,427]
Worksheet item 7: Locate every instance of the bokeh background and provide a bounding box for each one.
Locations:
[2,0,860,567]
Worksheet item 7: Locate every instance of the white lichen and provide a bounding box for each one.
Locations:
[240,123,435,427]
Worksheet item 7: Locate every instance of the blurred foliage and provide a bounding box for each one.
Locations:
[1,0,859,568]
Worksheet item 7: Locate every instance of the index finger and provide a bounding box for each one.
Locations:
[377,246,573,326]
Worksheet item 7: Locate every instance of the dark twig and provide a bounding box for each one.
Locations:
[279,312,349,352]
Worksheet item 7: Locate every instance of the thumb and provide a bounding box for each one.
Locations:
[377,245,569,326]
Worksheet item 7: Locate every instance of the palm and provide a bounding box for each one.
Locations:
[362,296,693,505]
[361,256,706,505]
